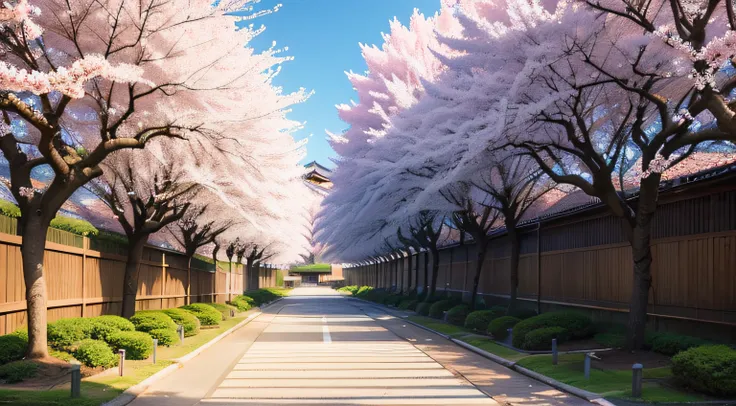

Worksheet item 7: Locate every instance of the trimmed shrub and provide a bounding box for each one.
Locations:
[465,310,502,332]
[446,305,470,326]
[416,302,433,316]
[180,303,221,326]
[130,312,177,333]
[161,308,200,337]
[0,330,28,365]
[89,315,134,341]
[0,360,38,383]
[384,294,404,307]
[48,318,93,350]
[646,332,711,356]
[50,216,98,236]
[148,328,179,347]
[512,311,593,348]
[0,199,20,218]
[229,295,255,312]
[106,331,153,360]
[508,307,538,320]
[428,300,455,319]
[73,339,118,369]
[246,289,281,306]
[203,303,238,320]
[355,286,373,297]
[488,316,520,340]
[672,345,736,397]
[594,333,625,349]
[398,299,417,310]
[337,285,359,295]
[523,327,568,350]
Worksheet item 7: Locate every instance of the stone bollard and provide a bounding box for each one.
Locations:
[584,353,592,379]
[153,338,158,364]
[118,349,126,376]
[177,324,185,343]
[632,363,643,397]
[551,339,558,365]
[70,364,81,398]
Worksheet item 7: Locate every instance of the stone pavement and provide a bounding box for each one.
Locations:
[128,287,590,405]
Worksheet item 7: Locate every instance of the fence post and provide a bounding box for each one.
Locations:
[81,237,88,317]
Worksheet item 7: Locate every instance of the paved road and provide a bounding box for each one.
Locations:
[130,287,587,406]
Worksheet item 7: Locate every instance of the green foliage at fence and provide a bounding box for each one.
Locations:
[290,263,331,273]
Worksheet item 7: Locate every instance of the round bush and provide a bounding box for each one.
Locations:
[672,345,736,397]
[180,303,222,326]
[106,331,153,360]
[446,305,470,326]
[204,303,238,320]
[73,339,118,368]
[130,312,177,333]
[416,302,432,316]
[148,328,179,347]
[398,299,417,310]
[465,310,503,332]
[48,318,94,350]
[0,330,28,364]
[229,295,254,312]
[161,308,200,337]
[89,315,135,341]
[355,286,373,297]
[647,332,711,356]
[488,316,521,340]
[522,326,568,350]
[0,360,38,383]
[512,311,593,348]
[383,295,403,307]
[428,300,455,319]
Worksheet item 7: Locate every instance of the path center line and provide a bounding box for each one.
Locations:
[322,316,332,344]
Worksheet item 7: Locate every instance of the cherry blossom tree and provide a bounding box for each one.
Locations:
[1,0,308,357]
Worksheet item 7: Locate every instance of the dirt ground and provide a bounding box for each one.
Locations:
[0,356,104,391]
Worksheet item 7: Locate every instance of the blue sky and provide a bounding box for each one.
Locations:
[245,0,441,168]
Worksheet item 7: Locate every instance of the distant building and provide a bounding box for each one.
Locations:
[303,161,333,195]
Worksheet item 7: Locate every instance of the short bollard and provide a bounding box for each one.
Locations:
[505,328,513,346]
[551,339,558,365]
[632,363,643,397]
[230,309,235,318]
[118,349,126,376]
[177,324,185,343]
[584,353,592,379]
[153,338,158,364]
[70,364,81,398]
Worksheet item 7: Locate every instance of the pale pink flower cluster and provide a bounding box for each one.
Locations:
[0,0,43,39]
[18,186,34,199]
[0,54,151,98]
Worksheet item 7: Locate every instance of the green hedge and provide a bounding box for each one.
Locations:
[428,300,455,319]
[246,289,282,306]
[48,318,94,350]
[416,302,432,316]
[0,330,28,364]
[464,310,503,332]
[148,328,179,347]
[488,316,520,340]
[73,339,118,368]
[512,311,593,349]
[0,360,38,383]
[0,200,20,218]
[672,345,736,397]
[383,294,404,307]
[49,216,99,236]
[204,303,237,320]
[446,304,470,326]
[89,315,134,341]
[398,299,418,310]
[161,308,200,337]
[130,312,177,333]
[645,332,711,356]
[180,303,221,326]
[337,285,359,295]
[106,331,153,360]
[523,327,568,350]
[229,295,255,312]
[355,286,373,297]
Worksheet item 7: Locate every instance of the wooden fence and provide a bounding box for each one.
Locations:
[0,232,277,335]
[344,175,736,340]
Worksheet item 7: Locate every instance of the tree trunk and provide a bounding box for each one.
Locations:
[427,248,440,301]
[121,235,148,318]
[20,215,52,359]
[245,258,253,292]
[470,241,489,311]
[626,176,659,351]
[507,226,521,313]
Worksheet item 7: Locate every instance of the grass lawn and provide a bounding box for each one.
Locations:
[407,316,471,337]
[516,353,708,403]
[459,337,528,362]
[0,315,249,405]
